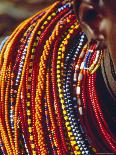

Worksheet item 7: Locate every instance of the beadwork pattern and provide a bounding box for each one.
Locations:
[0,1,116,155]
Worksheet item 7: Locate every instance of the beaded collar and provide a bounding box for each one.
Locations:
[0,1,116,155]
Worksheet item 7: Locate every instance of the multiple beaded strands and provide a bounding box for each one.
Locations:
[74,40,116,153]
[0,1,101,155]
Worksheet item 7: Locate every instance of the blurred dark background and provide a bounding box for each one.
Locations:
[0,0,53,42]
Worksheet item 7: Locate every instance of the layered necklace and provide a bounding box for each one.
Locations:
[0,1,116,155]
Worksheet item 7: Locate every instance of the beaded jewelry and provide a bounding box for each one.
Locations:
[0,0,116,155]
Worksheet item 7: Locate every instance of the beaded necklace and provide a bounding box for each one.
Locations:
[0,1,116,155]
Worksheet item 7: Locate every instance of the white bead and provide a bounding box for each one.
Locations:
[79,107,83,115]
[22,56,25,59]
[73,72,77,81]
[88,49,93,53]
[75,64,79,70]
[94,50,100,63]
[85,151,89,154]
[77,98,81,105]
[24,48,27,52]
[77,133,81,137]
[80,51,85,58]
[80,62,84,69]
[58,8,61,12]
[73,97,77,101]
[78,73,83,81]
[81,35,85,39]
[76,86,80,95]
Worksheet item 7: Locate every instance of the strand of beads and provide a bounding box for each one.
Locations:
[22,2,60,154]
[79,46,116,152]
[75,43,105,153]
[63,33,91,154]
[0,7,48,155]
[0,0,109,154]
[43,5,77,154]
[34,3,73,154]
[25,49,37,155]
[0,134,6,155]
[74,44,87,114]
[46,70,59,155]
[12,2,62,154]
[0,21,31,154]
[24,2,72,154]
[26,8,59,154]
[0,37,9,155]
[51,14,77,154]
[11,21,38,154]
[88,74,116,152]
[80,51,109,152]
[22,13,51,153]
[56,24,80,154]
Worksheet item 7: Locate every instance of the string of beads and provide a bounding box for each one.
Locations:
[0,0,116,154]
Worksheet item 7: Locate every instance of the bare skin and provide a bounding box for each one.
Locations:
[73,0,116,97]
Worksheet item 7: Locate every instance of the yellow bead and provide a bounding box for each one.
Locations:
[26,101,30,106]
[27,110,31,116]
[92,147,96,152]
[67,19,70,23]
[67,126,71,131]
[32,151,36,155]
[68,132,73,136]
[29,127,32,133]
[64,40,68,45]
[62,105,65,110]
[58,56,61,59]
[58,89,62,93]
[57,79,60,82]
[75,146,79,150]
[70,136,75,141]
[57,60,60,64]
[28,119,31,125]
[57,65,60,69]
[47,16,51,20]
[41,25,44,29]
[61,100,64,104]
[30,135,34,141]
[32,49,35,53]
[38,31,41,35]
[67,34,70,39]
[71,141,76,145]
[44,21,48,25]
[58,83,61,87]
[70,29,74,34]
[66,122,70,126]
[33,42,37,47]
[71,25,74,28]
[27,93,31,98]
[63,110,66,115]
[64,116,68,120]
[52,13,56,16]
[62,47,65,52]
[57,70,60,73]
[59,94,63,98]
[74,151,81,155]
[31,144,35,149]
[57,75,60,78]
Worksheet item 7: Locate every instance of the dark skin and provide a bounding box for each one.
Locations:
[73,0,116,97]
